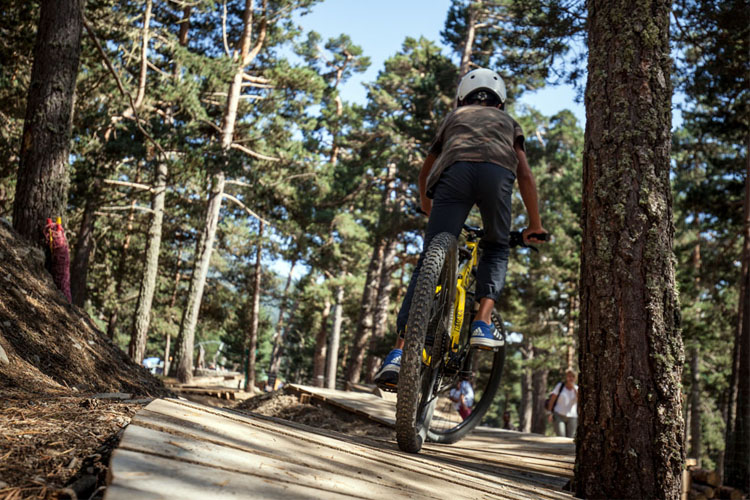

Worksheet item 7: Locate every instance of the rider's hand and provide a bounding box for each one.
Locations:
[523,226,548,246]
[420,196,432,217]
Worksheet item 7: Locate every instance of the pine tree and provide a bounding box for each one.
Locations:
[12,0,84,243]
[576,1,683,497]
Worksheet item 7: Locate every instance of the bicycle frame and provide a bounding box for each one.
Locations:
[422,236,479,366]
[450,239,479,352]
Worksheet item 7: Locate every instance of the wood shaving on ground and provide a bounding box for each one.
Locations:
[0,397,146,500]
[234,391,391,438]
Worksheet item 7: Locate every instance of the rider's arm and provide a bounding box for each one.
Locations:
[419,153,437,215]
[515,143,547,243]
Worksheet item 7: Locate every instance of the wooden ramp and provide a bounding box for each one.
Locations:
[105,396,574,499]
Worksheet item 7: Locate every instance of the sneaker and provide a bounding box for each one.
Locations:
[469,320,504,350]
[374,348,401,391]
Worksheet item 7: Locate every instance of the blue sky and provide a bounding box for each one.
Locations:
[294,0,587,125]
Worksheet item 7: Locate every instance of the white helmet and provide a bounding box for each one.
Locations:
[456,68,507,105]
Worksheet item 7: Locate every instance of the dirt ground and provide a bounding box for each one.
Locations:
[0,397,148,500]
[0,219,165,398]
[0,220,169,499]
[234,390,391,438]
[0,220,391,497]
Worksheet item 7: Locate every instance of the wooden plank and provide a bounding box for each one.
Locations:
[287,384,397,427]
[170,398,573,500]
[116,424,428,499]
[131,400,504,499]
[106,449,355,500]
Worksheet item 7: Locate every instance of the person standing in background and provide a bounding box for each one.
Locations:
[547,370,578,438]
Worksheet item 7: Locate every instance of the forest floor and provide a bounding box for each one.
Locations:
[233,390,390,437]
[0,397,147,500]
[0,219,169,499]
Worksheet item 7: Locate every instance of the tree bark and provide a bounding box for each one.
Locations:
[520,337,534,433]
[174,170,225,382]
[106,168,141,339]
[531,367,549,435]
[163,330,171,377]
[129,161,167,364]
[13,0,84,243]
[576,1,683,498]
[346,239,385,384]
[724,132,750,492]
[312,296,332,387]
[458,1,481,79]
[244,222,264,392]
[365,238,397,383]
[566,292,577,370]
[689,345,702,465]
[267,258,297,385]
[174,0,265,383]
[326,284,345,389]
[70,192,98,306]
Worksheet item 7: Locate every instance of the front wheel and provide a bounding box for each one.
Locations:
[396,232,457,453]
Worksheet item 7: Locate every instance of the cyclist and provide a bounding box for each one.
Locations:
[375,67,547,390]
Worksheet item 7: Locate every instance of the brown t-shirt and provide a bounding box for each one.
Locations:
[425,106,525,197]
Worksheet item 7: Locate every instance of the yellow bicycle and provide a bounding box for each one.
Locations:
[395,225,544,453]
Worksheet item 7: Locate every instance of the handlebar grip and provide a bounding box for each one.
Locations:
[527,232,549,242]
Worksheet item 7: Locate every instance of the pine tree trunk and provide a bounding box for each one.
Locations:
[566,292,577,370]
[163,330,171,377]
[129,161,167,364]
[244,222,264,392]
[268,259,297,384]
[458,1,480,79]
[520,337,534,433]
[123,0,156,354]
[312,296,332,387]
[70,192,98,306]
[724,132,750,492]
[174,170,225,383]
[689,345,702,465]
[326,285,344,389]
[531,368,549,435]
[12,0,84,243]
[346,240,385,384]
[106,170,141,339]
[365,238,397,383]
[174,0,265,384]
[576,1,683,497]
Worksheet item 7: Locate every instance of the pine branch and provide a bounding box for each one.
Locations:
[103,179,154,192]
[222,193,270,225]
[99,205,155,214]
[230,143,280,162]
[222,0,231,57]
[82,16,166,158]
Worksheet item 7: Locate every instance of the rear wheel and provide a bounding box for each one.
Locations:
[396,232,457,453]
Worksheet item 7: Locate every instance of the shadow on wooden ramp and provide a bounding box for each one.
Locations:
[105,398,574,499]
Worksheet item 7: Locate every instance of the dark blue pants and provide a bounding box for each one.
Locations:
[396,161,515,334]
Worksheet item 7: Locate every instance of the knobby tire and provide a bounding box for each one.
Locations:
[396,232,457,453]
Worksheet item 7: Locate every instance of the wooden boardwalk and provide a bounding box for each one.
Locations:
[105,392,574,499]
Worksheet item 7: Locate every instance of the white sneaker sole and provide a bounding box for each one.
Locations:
[374,364,400,380]
[470,337,504,349]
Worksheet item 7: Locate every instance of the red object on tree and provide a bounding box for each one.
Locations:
[45,218,72,302]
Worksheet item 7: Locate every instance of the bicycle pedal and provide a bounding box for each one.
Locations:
[473,345,499,352]
[378,383,398,393]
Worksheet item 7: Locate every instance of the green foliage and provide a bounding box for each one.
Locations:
[671,0,749,469]
[2,2,740,453]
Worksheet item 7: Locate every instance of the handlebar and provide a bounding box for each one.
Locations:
[509,230,549,252]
